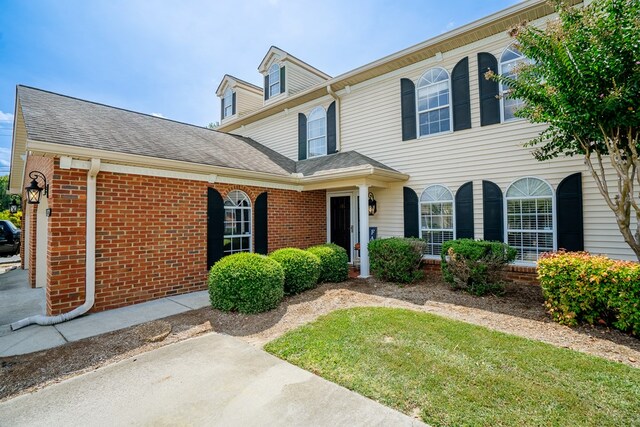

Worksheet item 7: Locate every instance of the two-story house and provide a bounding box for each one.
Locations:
[9,0,629,322]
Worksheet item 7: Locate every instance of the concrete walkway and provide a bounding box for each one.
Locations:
[0,268,210,356]
[0,333,424,426]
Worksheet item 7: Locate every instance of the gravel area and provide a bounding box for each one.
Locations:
[1,273,638,401]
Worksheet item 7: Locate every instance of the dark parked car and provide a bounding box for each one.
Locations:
[0,220,20,257]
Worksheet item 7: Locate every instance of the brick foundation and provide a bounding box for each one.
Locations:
[42,160,326,315]
[421,258,539,286]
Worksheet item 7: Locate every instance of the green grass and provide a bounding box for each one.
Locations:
[265,307,640,427]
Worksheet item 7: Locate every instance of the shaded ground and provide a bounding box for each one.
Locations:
[1,273,638,401]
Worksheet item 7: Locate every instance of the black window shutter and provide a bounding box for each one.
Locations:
[327,101,337,154]
[220,97,224,121]
[400,78,417,141]
[477,53,500,126]
[207,188,225,269]
[280,66,286,94]
[482,180,504,242]
[403,187,419,238]
[455,181,474,239]
[231,92,236,115]
[298,113,307,160]
[557,172,584,251]
[264,75,270,101]
[254,192,268,255]
[452,57,471,131]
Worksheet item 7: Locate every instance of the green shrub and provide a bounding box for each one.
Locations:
[538,251,640,334]
[368,237,426,283]
[270,248,321,295]
[208,252,284,314]
[440,239,516,296]
[306,243,349,283]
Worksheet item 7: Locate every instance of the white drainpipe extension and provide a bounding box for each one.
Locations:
[12,158,101,330]
[326,85,341,152]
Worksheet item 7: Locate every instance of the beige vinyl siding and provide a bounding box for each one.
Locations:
[337,23,636,261]
[236,95,335,161]
[236,88,262,117]
[287,62,328,96]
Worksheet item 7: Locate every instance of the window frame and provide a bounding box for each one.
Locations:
[499,44,531,123]
[415,67,453,138]
[268,63,281,98]
[306,106,327,159]
[223,190,252,256]
[503,176,557,264]
[419,184,456,258]
[222,88,234,119]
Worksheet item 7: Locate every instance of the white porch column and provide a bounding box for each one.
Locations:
[358,184,370,278]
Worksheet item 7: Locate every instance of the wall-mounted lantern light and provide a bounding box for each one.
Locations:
[9,199,19,214]
[368,192,377,216]
[25,171,49,204]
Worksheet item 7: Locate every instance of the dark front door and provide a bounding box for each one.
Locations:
[330,196,351,261]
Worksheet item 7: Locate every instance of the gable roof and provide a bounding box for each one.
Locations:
[215,74,263,97]
[16,85,295,176]
[258,46,331,80]
[296,151,399,176]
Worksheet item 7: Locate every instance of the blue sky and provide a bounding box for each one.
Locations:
[0,0,520,175]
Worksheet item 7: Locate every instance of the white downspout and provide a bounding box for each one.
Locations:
[326,85,342,152]
[12,158,101,330]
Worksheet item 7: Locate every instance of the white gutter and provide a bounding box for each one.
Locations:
[326,85,342,152]
[12,158,101,330]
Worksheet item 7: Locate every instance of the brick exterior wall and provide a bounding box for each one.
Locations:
[41,161,327,315]
[421,258,539,286]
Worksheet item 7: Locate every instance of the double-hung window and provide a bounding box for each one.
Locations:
[223,190,252,255]
[417,67,451,137]
[499,44,531,121]
[420,185,455,256]
[307,107,327,158]
[222,88,233,119]
[268,63,280,98]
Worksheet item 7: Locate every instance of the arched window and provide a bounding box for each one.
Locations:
[499,44,531,121]
[420,185,454,256]
[223,190,252,255]
[417,67,451,137]
[307,106,327,158]
[268,63,281,98]
[506,177,554,262]
[223,88,233,119]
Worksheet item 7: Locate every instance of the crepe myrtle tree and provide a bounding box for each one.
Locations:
[488,0,640,260]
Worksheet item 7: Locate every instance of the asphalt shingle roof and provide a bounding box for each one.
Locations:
[17,86,399,178]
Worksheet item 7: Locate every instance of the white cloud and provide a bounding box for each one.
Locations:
[151,112,164,118]
[0,111,14,123]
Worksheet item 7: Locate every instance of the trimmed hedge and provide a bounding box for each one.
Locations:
[306,243,349,283]
[369,237,426,283]
[441,239,516,296]
[538,251,640,334]
[208,252,284,314]
[270,248,321,295]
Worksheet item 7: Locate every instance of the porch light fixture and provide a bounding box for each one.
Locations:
[368,192,377,216]
[25,171,49,204]
[9,198,19,214]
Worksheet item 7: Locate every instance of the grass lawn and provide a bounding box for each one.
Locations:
[265,307,640,427]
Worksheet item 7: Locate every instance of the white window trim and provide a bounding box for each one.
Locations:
[503,176,557,265]
[223,190,253,255]
[307,106,327,159]
[499,44,529,123]
[268,63,281,98]
[419,184,456,259]
[415,67,454,139]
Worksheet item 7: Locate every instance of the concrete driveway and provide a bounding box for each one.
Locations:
[0,332,425,427]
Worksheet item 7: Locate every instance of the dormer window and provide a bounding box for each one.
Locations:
[307,106,327,158]
[264,63,285,101]
[268,64,280,97]
[222,88,234,119]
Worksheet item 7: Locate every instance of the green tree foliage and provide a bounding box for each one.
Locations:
[489,0,640,259]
